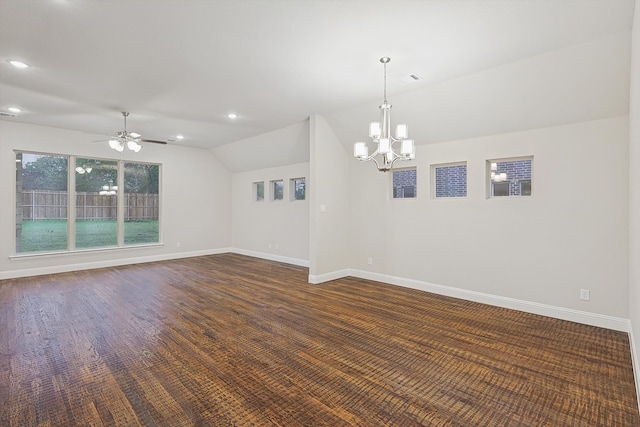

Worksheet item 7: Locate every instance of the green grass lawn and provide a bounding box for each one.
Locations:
[19,219,159,253]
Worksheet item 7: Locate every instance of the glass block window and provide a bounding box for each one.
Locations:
[253,181,264,202]
[291,177,306,201]
[489,157,533,197]
[433,163,467,198]
[271,179,284,201]
[392,168,417,199]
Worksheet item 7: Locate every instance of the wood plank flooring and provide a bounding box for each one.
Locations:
[1,253,638,426]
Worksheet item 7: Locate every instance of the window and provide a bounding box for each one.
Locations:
[15,152,69,253]
[254,181,264,202]
[15,151,161,254]
[271,179,284,201]
[392,168,417,199]
[75,158,118,249]
[433,162,467,198]
[291,177,306,201]
[488,157,533,197]
[124,162,160,245]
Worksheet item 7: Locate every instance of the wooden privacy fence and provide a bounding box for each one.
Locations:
[20,190,159,221]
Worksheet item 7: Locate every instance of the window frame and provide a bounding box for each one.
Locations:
[253,181,265,202]
[431,161,468,199]
[486,156,533,198]
[13,150,162,257]
[290,177,306,201]
[270,179,284,202]
[391,167,417,200]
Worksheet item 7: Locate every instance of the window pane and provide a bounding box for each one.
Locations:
[291,178,306,201]
[490,158,532,197]
[75,158,118,248]
[16,152,68,253]
[254,181,264,202]
[434,164,467,198]
[272,180,283,201]
[392,168,417,199]
[492,182,510,197]
[124,162,160,245]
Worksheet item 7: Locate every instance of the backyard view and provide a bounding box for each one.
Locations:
[20,220,159,252]
[16,152,160,253]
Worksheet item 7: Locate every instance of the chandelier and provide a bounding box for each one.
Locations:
[99,181,118,196]
[353,57,415,172]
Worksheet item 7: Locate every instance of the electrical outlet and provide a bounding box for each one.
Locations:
[268,243,272,249]
[275,244,279,250]
[176,242,181,248]
[580,289,590,301]
[367,257,373,265]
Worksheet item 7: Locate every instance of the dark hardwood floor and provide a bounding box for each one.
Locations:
[1,254,638,426]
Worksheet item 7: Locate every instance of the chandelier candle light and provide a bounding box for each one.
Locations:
[353,57,415,172]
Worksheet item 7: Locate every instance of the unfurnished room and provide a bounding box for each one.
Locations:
[1,0,639,425]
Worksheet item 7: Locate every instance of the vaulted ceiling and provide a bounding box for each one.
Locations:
[0,0,635,165]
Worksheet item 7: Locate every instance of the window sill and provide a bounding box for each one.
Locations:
[10,242,165,261]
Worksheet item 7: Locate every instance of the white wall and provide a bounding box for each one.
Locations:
[309,115,350,282]
[212,120,310,173]
[628,0,640,409]
[231,162,309,266]
[0,121,232,278]
[327,31,631,153]
[348,117,629,320]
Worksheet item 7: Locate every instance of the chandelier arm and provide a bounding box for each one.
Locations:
[370,156,384,171]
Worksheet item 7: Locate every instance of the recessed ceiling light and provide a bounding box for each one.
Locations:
[8,60,29,69]
[176,134,184,140]
[8,107,21,113]
[227,113,238,119]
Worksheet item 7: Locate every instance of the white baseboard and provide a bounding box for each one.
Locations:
[308,269,350,284]
[629,322,640,415]
[0,248,232,280]
[347,269,630,332]
[230,248,309,268]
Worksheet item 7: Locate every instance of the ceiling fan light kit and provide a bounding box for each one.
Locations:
[103,111,167,153]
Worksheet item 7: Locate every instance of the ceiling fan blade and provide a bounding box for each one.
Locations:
[140,139,168,145]
[91,139,111,143]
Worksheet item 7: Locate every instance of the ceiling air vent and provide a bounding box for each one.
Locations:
[0,112,17,118]
[399,73,424,86]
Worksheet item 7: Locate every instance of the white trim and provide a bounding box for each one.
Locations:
[308,269,350,284]
[230,248,309,268]
[349,269,630,332]
[9,243,165,260]
[629,322,640,415]
[0,248,232,280]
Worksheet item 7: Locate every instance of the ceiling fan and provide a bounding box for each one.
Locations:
[98,111,167,152]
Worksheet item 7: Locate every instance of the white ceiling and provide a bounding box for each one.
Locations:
[0,0,635,155]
